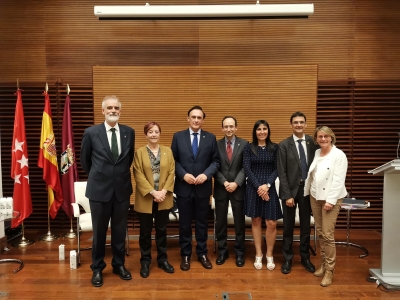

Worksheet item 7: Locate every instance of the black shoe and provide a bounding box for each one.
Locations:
[91,271,103,287]
[216,253,229,265]
[281,260,292,274]
[180,256,190,271]
[140,264,150,278]
[158,261,174,273]
[198,255,213,269]
[301,259,315,273]
[236,255,245,267]
[113,265,132,280]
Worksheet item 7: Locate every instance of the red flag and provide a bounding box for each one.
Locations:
[60,94,79,218]
[11,89,33,228]
[37,91,63,219]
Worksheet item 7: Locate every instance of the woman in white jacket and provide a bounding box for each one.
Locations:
[304,126,348,287]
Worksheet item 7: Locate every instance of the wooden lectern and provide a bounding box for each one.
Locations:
[368,159,400,286]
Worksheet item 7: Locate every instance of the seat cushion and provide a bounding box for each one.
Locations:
[79,212,111,232]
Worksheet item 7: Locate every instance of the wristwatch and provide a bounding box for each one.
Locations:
[266,183,271,188]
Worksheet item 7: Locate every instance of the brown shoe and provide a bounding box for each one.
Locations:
[320,270,334,287]
[198,255,213,269]
[180,256,190,271]
[314,264,325,277]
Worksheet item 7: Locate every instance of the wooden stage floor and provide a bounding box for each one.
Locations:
[0,229,399,299]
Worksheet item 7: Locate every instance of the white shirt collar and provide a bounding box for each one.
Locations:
[189,128,201,136]
[105,121,120,132]
[293,134,305,142]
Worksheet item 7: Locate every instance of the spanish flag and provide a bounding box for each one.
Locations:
[38,91,64,219]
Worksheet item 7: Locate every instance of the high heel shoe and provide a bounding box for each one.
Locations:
[266,256,275,270]
[254,255,263,270]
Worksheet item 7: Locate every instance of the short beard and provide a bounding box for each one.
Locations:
[106,114,119,123]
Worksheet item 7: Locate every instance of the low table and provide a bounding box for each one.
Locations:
[0,211,24,273]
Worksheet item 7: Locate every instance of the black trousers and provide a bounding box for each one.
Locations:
[281,184,311,261]
[89,194,130,272]
[177,191,210,257]
[138,201,170,265]
[215,194,246,256]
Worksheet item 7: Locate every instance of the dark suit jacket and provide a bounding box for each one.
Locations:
[171,129,220,198]
[80,123,135,202]
[277,134,318,201]
[214,137,248,200]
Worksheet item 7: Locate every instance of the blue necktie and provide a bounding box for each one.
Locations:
[297,139,308,180]
[192,133,198,156]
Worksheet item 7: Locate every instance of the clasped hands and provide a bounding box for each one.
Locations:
[183,173,207,185]
[224,181,238,193]
[153,189,167,203]
[257,184,270,201]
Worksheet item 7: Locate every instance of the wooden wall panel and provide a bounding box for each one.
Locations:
[1,0,400,83]
[317,80,400,229]
[93,65,317,204]
[199,0,355,80]
[354,0,400,80]
[0,1,46,82]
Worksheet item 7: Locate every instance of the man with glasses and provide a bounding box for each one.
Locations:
[277,111,318,274]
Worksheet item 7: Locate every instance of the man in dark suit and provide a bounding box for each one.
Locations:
[80,95,135,287]
[277,111,318,274]
[171,105,220,271]
[214,116,247,267]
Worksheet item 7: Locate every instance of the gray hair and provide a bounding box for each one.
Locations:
[102,95,122,109]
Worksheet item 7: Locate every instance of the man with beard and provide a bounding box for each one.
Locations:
[80,95,135,287]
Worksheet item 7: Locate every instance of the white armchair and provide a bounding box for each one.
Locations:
[72,181,130,266]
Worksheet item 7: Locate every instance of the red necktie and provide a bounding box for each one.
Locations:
[227,140,232,161]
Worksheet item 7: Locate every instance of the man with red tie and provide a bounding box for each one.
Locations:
[214,116,248,267]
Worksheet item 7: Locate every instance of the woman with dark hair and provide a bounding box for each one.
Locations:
[243,120,282,270]
[133,121,175,278]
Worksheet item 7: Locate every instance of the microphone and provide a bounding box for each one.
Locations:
[397,132,400,159]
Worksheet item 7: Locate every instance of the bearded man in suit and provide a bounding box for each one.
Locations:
[81,95,135,287]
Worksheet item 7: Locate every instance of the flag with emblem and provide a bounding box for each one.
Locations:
[60,94,79,218]
[11,89,33,228]
[38,90,64,219]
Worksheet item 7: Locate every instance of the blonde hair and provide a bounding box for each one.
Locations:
[313,126,336,145]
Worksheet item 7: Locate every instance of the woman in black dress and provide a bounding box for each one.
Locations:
[243,120,283,270]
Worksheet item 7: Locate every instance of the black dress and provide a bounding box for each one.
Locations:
[243,143,283,220]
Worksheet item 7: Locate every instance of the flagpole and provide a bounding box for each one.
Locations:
[11,86,34,245]
[61,84,77,239]
[40,188,58,242]
[64,218,76,238]
[13,221,34,247]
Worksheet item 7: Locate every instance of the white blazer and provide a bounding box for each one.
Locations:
[304,146,348,205]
